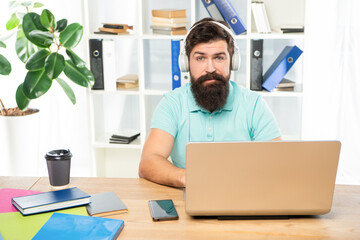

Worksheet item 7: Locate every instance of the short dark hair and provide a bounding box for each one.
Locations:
[185,18,235,59]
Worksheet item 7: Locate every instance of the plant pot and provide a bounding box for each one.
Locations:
[0,110,40,176]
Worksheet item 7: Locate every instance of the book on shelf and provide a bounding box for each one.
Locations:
[86,191,128,217]
[152,9,186,18]
[32,213,124,240]
[96,23,133,35]
[152,16,187,24]
[11,187,90,216]
[273,86,295,92]
[152,28,187,35]
[151,21,187,28]
[116,74,138,89]
[251,1,271,33]
[281,25,304,33]
[102,23,134,30]
[98,27,129,34]
[277,78,296,88]
[109,129,140,144]
[0,188,42,213]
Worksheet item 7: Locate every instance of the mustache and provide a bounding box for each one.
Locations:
[197,72,227,84]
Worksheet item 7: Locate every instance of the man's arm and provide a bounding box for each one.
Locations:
[139,128,185,188]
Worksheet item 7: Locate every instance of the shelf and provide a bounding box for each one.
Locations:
[90,89,140,95]
[249,32,305,39]
[88,33,138,40]
[259,91,303,97]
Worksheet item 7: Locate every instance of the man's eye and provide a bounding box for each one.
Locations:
[196,57,204,61]
[216,56,224,60]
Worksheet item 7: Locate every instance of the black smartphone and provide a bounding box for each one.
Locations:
[148,199,179,221]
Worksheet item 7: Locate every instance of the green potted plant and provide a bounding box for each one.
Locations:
[0,1,94,176]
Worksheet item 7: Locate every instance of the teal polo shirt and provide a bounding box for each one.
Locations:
[151,81,281,169]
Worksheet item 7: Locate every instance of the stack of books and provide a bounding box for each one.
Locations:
[116,74,139,89]
[273,78,296,92]
[280,25,304,34]
[151,9,188,35]
[96,23,133,35]
[251,1,271,33]
[109,129,140,144]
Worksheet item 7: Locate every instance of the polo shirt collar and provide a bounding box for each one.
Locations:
[188,81,235,113]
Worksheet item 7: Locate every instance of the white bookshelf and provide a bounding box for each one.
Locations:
[83,0,306,177]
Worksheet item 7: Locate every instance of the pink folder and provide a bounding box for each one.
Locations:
[0,188,42,213]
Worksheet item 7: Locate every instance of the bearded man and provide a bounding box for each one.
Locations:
[139,18,281,188]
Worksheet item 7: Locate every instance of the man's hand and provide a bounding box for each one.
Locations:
[139,128,185,188]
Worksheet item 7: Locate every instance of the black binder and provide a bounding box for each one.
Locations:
[250,39,263,91]
[89,39,104,90]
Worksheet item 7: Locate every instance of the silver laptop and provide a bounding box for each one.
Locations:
[185,141,341,216]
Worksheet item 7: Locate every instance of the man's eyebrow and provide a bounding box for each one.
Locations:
[193,51,226,56]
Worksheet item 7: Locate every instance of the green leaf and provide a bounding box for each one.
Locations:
[40,9,55,29]
[25,49,50,71]
[6,13,20,31]
[16,83,31,110]
[33,2,44,8]
[59,23,83,49]
[64,60,93,87]
[45,53,65,79]
[55,19,67,32]
[23,69,52,99]
[56,78,76,104]
[21,1,32,7]
[66,49,86,68]
[0,54,12,75]
[22,12,50,48]
[29,30,53,47]
[16,27,36,63]
[0,41,6,48]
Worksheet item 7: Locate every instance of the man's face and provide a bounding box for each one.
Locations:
[189,40,231,112]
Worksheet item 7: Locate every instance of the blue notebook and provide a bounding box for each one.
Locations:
[32,213,124,240]
[12,187,90,215]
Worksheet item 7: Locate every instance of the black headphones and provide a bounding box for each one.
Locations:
[178,21,241,72]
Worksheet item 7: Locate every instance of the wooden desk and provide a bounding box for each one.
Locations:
[1,177,360,240]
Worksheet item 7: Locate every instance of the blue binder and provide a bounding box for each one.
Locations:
[200,0,225,22]
[213,0,246,35]
[262,45,303,92]
[171,40,181,90]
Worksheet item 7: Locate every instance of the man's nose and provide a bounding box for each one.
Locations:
[205,59,216,73]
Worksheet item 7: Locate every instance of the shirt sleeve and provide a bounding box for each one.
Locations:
[150,93,179,138]
[250,95,282,140]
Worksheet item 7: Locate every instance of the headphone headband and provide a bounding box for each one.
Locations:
[179,20,241,72]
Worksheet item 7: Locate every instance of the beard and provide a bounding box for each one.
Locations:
[190,72,230,113]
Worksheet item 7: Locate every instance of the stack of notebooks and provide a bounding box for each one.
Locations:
[96,23,133,35]
[116,74,139,89]
[251,1,271,33]
[151,9,188,35]
[109,129,140,144]
[1,187,128,239]
[280,25,304,34]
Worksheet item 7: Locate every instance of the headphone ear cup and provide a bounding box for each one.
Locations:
[231,49,241,71]
[179,52,189,72]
